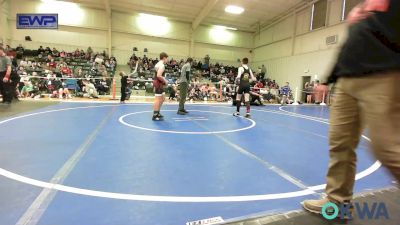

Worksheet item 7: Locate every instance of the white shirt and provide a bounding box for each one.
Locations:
[237,65,254,80]
[155,61,165,74]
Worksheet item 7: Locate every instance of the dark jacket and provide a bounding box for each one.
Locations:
[329,0,400,83]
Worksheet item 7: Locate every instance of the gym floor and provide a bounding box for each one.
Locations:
[0,102,396,225]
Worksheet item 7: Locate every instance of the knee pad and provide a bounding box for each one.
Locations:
[244,94,250,102]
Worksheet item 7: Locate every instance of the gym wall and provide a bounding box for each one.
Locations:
[0,0,11,46]
[252,0,349,90]
[5,0,253,66]
[8,0,108,53]
[111,11,252,65]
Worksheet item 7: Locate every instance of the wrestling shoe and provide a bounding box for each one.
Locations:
[245,113,251,118]
[158,113,164,119]
[152,115,164,121]
[233,112,240,117]
[177,110,187,115]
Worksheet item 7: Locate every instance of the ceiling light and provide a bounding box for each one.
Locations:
[137,13,170,36]
[214,25,237,31]
[210,27,233,43]
[139,13,167,21]
[225,5,244,14]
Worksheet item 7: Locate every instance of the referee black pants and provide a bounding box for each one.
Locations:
[0,72,13,103]
[120,86,127,102]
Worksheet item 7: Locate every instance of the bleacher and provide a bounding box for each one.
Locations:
[14,48,116,78]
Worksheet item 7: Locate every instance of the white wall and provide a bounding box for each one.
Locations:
[0,0,11,44]
[8,0,108,53]
[5,0,253,65]
[111,11,252,65]
[253,0,349,89]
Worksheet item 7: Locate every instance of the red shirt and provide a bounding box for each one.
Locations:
[48,62,57,68]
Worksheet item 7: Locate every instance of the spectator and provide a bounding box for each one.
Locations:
[204,54,210,67]
[261,64,266,79]
[209,85,219,100]
[280,82,292,105]
[305,82,313,103]
[20,77,34,98]
[110,56,117,71]
[129,56,139,75]
[47,58,57,69]
[262,87,275,103]
[52,48,59,57]
[99,63,107,77]
[200,83,210,100]
[168,84,177,101]
[16,44,24,53]
[223,84,234,101]
[87,46,93,56]
[95,78,110,95]
[313,80,322,104]
[60,50,66,58]
[38,46,45,55]
[44,47,52,55]
[82,79,98,99]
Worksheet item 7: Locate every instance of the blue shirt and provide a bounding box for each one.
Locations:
[281,86,291,96]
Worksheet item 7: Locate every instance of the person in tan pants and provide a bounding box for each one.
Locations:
[327,73,400,202]
[303,0,400,214]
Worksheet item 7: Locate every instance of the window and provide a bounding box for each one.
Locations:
[311,0,328,30]
[342,0,364,20]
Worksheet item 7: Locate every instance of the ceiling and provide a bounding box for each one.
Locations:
[58,0,310,32]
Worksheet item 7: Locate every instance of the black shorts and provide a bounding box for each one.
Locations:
[237,85,250,94]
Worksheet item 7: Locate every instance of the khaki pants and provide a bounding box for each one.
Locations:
[179,82,188,111]
[326,71,400,202]
[0,72,14,103]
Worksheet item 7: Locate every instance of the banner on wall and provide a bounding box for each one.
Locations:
[16,14,58,29]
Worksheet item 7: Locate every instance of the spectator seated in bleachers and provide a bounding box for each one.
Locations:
[20,77,34,98]
[95,78,111,95]
[4,43,306,102]
[223,84,235,102]
[82,79,99,99]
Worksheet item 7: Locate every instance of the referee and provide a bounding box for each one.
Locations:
[0,47,12,104]
[177,57,192,115]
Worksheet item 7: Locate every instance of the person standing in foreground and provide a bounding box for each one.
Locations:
[152,52,169,121]
[0,47,13,104]
[177,57,192,115]
[303,0,400,214]
[233,58,255,118]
